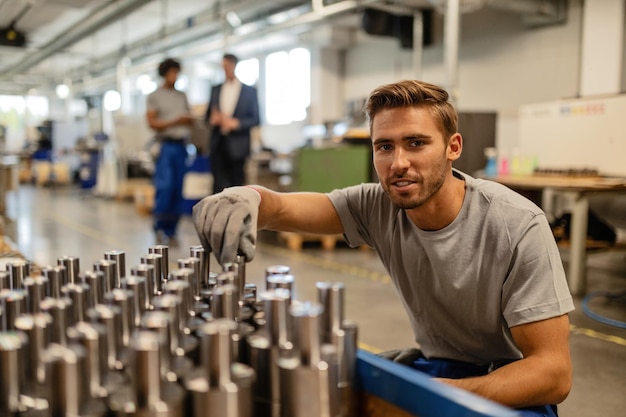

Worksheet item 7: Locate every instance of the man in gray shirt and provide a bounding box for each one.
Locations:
[146,58,193,246]
[192,80,573,416]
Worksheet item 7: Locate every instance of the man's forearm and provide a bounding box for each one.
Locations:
[253,186,343,235]
[436,355,571,408]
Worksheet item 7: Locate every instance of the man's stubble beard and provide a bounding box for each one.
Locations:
[380,157,449,210]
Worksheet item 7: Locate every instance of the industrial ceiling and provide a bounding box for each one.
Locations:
[0,0,564,96]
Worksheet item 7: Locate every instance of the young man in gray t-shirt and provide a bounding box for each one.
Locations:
[192,80,574,416]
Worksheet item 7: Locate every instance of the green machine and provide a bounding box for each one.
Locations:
[292,145,372,193]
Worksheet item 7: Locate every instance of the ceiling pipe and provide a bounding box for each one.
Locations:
[0,0,152,81]
[489,0,558,15]
[71,0,382,94]
[69,0,301,79]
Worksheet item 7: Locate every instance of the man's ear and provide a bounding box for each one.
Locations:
[447,133,463,162]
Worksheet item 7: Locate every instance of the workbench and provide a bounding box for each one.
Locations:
[357,350,519,417]
[489,174,626,296]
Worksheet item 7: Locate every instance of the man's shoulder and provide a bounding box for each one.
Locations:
[462,172,543,215]
[329,183,388,206]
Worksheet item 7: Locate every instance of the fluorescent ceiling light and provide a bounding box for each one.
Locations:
[226,11,242,27]
[55,84,70,99]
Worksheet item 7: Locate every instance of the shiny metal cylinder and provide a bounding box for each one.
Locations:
[0,331,27,414]
[140,311,173,381]
[211,284,238,321]
[131,264,156,308]
[44,342,108,417]
[0,289,26,331]
[57,255,80,284]
[43,343,86,417]
[40,297,70,345]
[149,245,169,284]
[164,275,193,322]
[316,281,345,344]
[265,266,290,290]
[141,311,193,383]
[152,294,197,358]
[189,245,209,288]
[62,282,91,325]
[199,319,238,387]
[81,269,105,307]
[266,275,294,300]
[15,313,52,386]
[338,320,358,417]
[177,258,202,301]
[87,304,123,371]
[186,319,255,417]
[66,321,108,399]
[290,302,324,366]
[236,255,247,302]
[121,276,148,327]
[104,250,126,285]
[7,259,29,289]
[109,331,185,417]
[216,271,236,287]
[244,283,257,303]
[278,302,337,417]
[263,289,292,347]
[265,265,290,277]
[247,290,293,417]
[104,289,135,347]
[42,265,67,299]
[23,276,47,314]
[141,253,164,295]
[94,259,117,294]
[222,261,245,303]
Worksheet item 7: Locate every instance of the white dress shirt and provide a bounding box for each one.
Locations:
[219,78,242,118]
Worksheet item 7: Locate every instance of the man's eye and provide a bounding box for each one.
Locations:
[410,140,424,147]
[378,144,392,151]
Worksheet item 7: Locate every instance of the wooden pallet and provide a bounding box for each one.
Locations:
[279,231,343,251]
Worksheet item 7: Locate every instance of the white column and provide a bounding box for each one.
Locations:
[579,0,625,96]
[443,0,460,104]
[412,11,423,80]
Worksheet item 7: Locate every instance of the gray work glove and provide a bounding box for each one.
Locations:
[192,186,261,266]
[377,348,422,367]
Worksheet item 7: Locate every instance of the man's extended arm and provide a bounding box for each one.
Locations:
[437,314,572,408]
[192,185,343,265]
[256,186,343,235]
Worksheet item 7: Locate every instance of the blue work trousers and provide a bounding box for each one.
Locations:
[411,357,559,417]
[153,141,187,237]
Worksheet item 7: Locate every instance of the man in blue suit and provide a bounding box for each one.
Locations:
[205,53,260,194]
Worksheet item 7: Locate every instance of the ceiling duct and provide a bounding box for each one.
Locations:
[426,0,566,26]
[0,0,151,81]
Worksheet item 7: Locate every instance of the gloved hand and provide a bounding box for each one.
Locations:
[192,186,261,265]
[377,347,422,366]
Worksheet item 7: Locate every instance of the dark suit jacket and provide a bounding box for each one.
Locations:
[204,82,260,161]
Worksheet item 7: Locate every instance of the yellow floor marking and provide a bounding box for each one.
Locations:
[570,324,626,347]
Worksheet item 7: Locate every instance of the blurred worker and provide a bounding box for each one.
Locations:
[146,57,194,246]
[204,53,260,194]
[192,80,574,416]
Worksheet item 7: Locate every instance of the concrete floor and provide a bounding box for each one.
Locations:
[2,185,625,417]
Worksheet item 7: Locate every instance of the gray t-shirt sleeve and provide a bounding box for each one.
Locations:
[327,184,382,248]
[502,213,575,327]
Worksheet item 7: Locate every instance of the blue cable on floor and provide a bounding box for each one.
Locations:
[581,290,626,329]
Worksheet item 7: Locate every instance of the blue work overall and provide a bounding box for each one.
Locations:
[153,140,187,237]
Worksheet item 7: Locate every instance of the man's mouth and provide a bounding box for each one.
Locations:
[390,179,417,190]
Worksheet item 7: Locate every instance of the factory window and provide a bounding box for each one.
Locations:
[236,58,259,86]
[265,48,310,125]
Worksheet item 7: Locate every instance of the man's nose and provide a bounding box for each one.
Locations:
[391,148,410,173]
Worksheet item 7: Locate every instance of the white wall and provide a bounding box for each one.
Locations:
[342,1,586,156]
